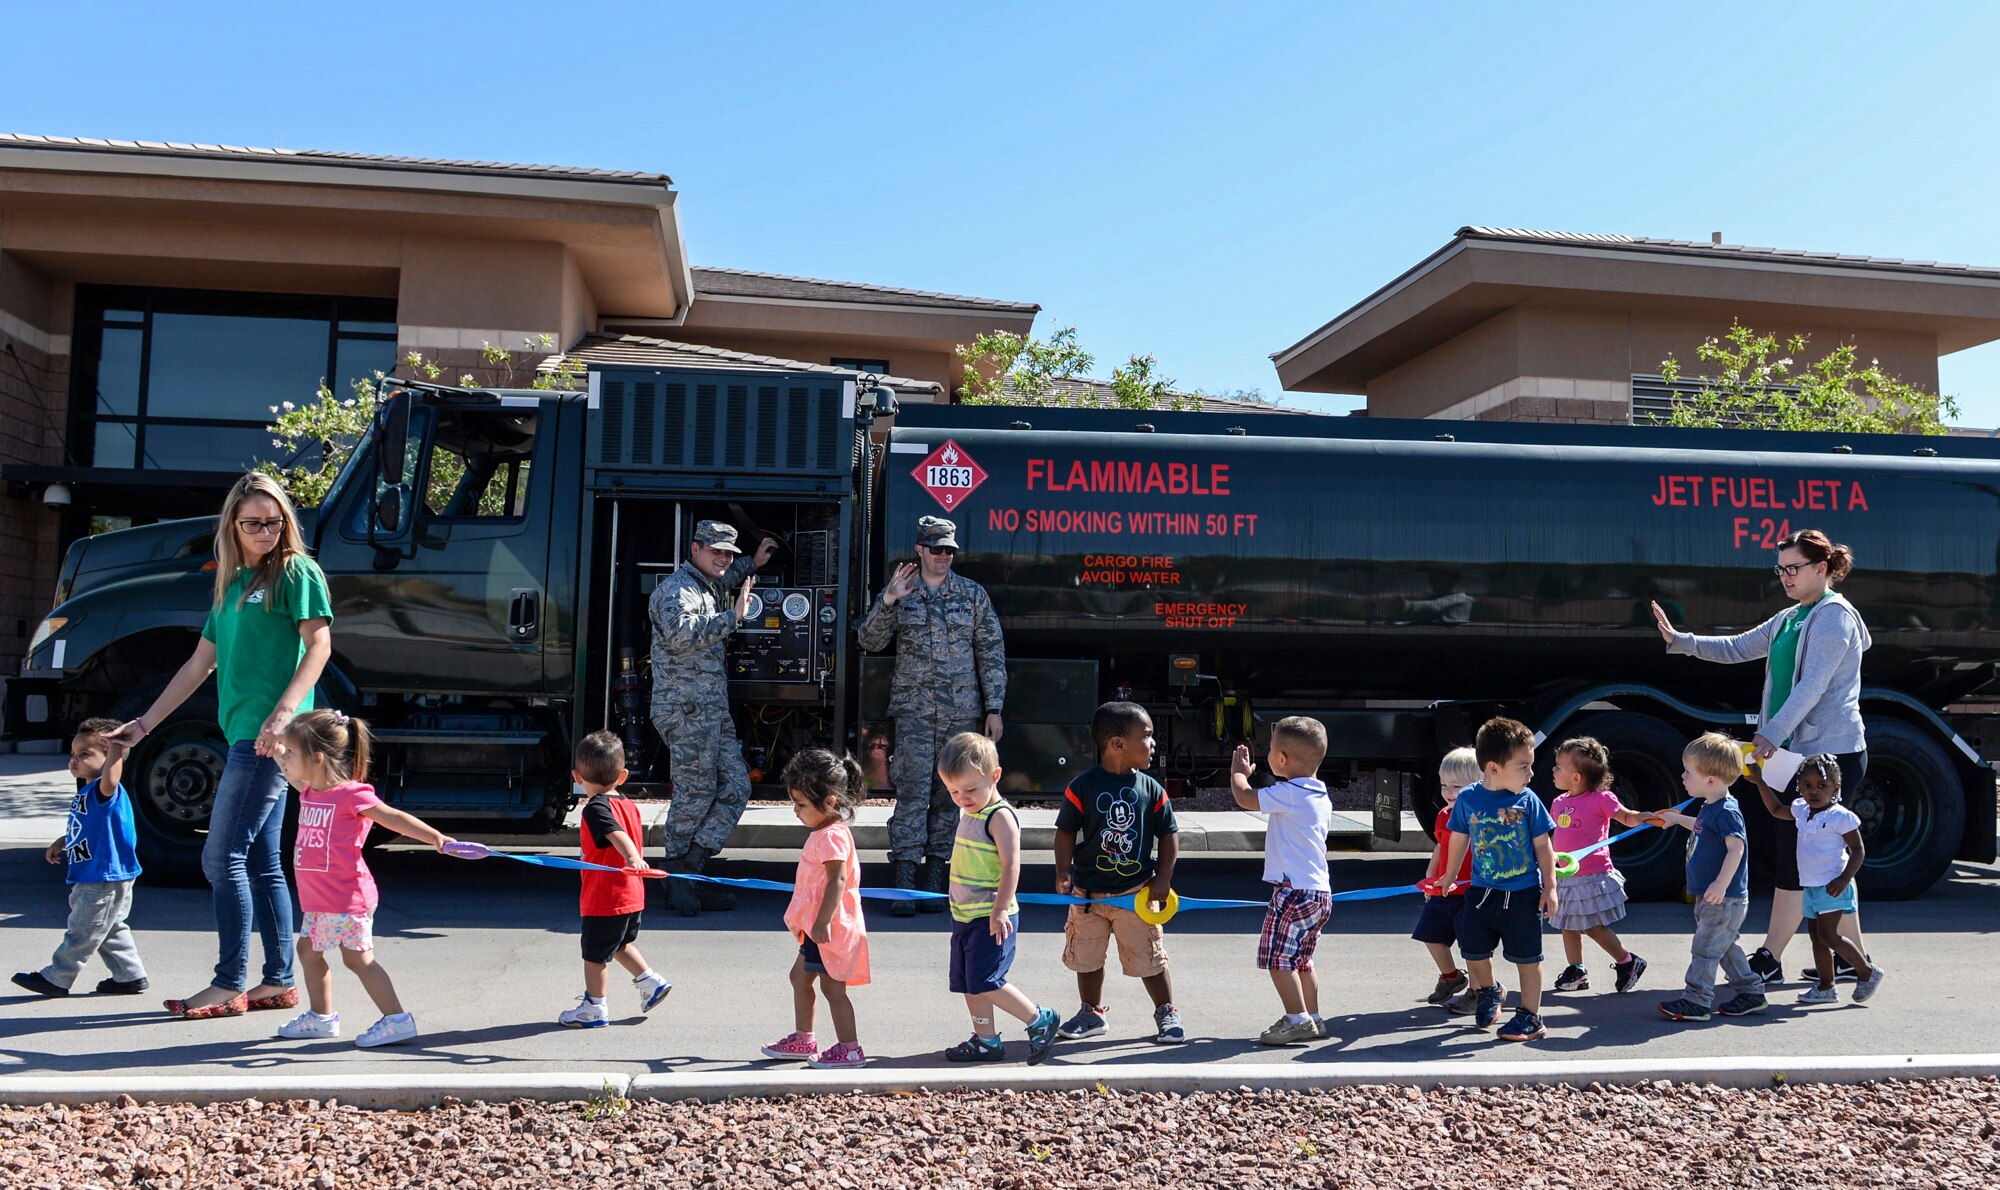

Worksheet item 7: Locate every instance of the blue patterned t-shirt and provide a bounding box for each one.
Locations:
[1445,783,1555,893]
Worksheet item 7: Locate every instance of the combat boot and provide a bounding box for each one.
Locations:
[889,860,920,918]
[918,856,949,914]
[686,846,737,911]
[665,852,702,918]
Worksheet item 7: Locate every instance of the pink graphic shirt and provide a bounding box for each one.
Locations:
[293,781,384,915]
[1551,789,1624,877]
[783,821,871,986]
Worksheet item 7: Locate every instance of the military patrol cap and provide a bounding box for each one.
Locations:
[916,516,959,550]
[692,519,742,554]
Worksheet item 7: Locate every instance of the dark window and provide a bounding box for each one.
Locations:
[830,357,890,375]
[69,286,396,473]
[418,407,539,520]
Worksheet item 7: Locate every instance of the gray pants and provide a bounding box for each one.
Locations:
[654,708,753,859]
[1682,897,1757,1008]
[887,710,979,864]
[43,880,146,990]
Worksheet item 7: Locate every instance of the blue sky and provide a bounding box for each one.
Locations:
[10,2,2000,422]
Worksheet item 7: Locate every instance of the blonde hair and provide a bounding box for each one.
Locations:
[1271,715,1328,771]
[212,472,310,611]
[1683,732,1746,783]
[938,731,999,779]
[1438,747,1480,790]
[285,709,372,784]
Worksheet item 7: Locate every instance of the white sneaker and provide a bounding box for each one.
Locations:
[355,1013,419,1048]
[277,1011,339,1039]
[559,995,610,1028]
[635,974,672,1013]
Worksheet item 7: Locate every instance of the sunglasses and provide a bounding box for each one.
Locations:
[237,518,285,536]
[920,544,957,556]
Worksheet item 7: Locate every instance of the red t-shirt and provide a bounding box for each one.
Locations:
[579,792,646,917]
[1434,806,1474,886]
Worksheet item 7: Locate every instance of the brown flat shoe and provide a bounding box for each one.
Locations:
[163,992,248,1019]
[248,987,299,1011]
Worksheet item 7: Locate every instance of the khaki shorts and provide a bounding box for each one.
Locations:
[1061,888,1170,978]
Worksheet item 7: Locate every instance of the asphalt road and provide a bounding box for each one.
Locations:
[4,842,1997,1079]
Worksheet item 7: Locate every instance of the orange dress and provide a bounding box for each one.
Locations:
[782,821,871,986]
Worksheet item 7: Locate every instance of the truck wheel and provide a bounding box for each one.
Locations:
[1853,717,1964,900]
[116,687,226,887]
[1552,711,1689,901]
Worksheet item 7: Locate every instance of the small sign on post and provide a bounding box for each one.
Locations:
[1372,769,1405,841]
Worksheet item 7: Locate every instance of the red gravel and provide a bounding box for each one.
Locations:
[4,1078,1996,1188]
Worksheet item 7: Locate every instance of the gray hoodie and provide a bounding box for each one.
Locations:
[1666,591,1873,755]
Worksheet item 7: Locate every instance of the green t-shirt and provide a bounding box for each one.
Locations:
[1764,600,1820,740]
[200,557,335,744]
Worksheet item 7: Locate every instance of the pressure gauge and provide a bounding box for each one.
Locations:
[782,592,813,621]
[818,604,837,624]
[742,593,764,621]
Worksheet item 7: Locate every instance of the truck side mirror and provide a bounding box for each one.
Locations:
[376,394,412,487]
[375,485,408,534]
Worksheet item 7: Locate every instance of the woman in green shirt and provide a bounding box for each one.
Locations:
[112,473,334,1018]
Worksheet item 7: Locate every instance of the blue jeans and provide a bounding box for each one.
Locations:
[201,741,294,992]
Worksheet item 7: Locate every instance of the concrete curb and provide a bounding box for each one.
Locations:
[4,1055,1995,1108]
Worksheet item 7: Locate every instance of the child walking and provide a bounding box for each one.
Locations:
[1053,701,1185,1045]
[935,732,1061,1064]
[558,731,671,1027]
[1747,753,1886,1005]
[1653,732,1768,1022]
[1440,716,1559,1042]
[1416,747,1479,1013]
[1230,716,1335,1046]
[763,748,871,1069]
[274,710,455,1048]
[1547,737,1649,994]
[12,719,149,998]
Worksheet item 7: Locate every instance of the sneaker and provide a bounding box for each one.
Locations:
[1614,953,1648,993]
[277,1011,340,1039]
[809,1041,868,1069]
[759,1030,819,1059]
[1803,953,1866,984]
[635,973,672,1013]
[1152,1004,1187,1045]
[95,976,150,995]
[1057,1003,1108,1039]
[944,1034,1006,1063]
[354,1013,418,1048]
[1657,997,1713,1022]
[1473,983,1504,1030]
[1025,1007,1060,1065]
[1747,947,1784,987]
[10,972,68,998]
[1799,984,1839,1005]
[1852,963,1887,1004]
[1258,1016,1320,1046]
[1552,964,1590,992]
[1439,985,1481,1016]
[1426,970,1469,1005]
[1496,1009,1546,1041]
[558,996,609,1029]
[1717,993,1768,1017]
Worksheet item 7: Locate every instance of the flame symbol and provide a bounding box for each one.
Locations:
[940,443,960,465]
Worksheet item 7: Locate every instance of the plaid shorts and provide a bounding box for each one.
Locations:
[1257,884,1333,971]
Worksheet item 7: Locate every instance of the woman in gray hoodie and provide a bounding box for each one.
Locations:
[1651,528,1872,987]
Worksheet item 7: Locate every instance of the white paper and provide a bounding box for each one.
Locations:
[1759,747,1805,792]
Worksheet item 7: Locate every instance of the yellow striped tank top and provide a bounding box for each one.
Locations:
[949,797,1018,923]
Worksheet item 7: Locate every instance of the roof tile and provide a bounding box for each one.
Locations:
[0,132,670,185]
[691,265,1037,313]
[1458,226,1999,279]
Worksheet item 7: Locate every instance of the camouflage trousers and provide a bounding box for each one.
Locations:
[887,709,980,864]
[654,706,752,859]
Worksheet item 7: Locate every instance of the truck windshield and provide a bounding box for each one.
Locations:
[318,420,377,522]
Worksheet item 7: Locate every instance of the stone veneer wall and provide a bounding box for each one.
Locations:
[1424,376,1630,425]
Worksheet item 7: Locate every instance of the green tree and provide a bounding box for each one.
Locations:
[1657,322,1959,435]
[955,325,1201,411]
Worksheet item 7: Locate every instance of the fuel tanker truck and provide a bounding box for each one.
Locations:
[8,366,1997,899]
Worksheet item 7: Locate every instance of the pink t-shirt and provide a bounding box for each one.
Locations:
[293,781,384,915]
[1551,789,1624,877]
[783,821,870,986]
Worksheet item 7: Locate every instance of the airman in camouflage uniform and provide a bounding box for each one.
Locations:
[857,515,1007,915]
[650,519,776,916]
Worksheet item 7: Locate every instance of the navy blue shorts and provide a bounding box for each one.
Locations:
[1457,888,1546,965]
[1410,893,1465,947]
[799,938,826,975]
[948,916,1018,995]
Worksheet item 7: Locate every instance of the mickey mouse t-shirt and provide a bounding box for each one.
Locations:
[1055,765,1179,893]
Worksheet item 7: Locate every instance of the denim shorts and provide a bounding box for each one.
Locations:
[1802,879,1859,918]
[1410,893,1465,946]
[799,937,826,974]
[1457,887,1546,965]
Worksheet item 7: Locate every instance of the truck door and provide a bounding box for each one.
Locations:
[318,395,554,695]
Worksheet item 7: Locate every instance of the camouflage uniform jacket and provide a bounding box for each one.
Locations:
[857,571,1007,721]
[649,554,756,717]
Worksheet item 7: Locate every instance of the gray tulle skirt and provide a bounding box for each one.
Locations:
[1548,870,1628,931]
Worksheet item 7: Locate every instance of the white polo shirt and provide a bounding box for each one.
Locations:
[1260,777,1333,892]
[1791,800,1862,887]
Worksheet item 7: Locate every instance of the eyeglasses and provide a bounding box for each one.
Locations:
[1772,561,1819,578]
[237,518,285,536]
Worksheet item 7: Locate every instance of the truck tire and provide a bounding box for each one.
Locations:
[1547,711,1688,902]
[114,685,226,888]
[1852,717,1964,900]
